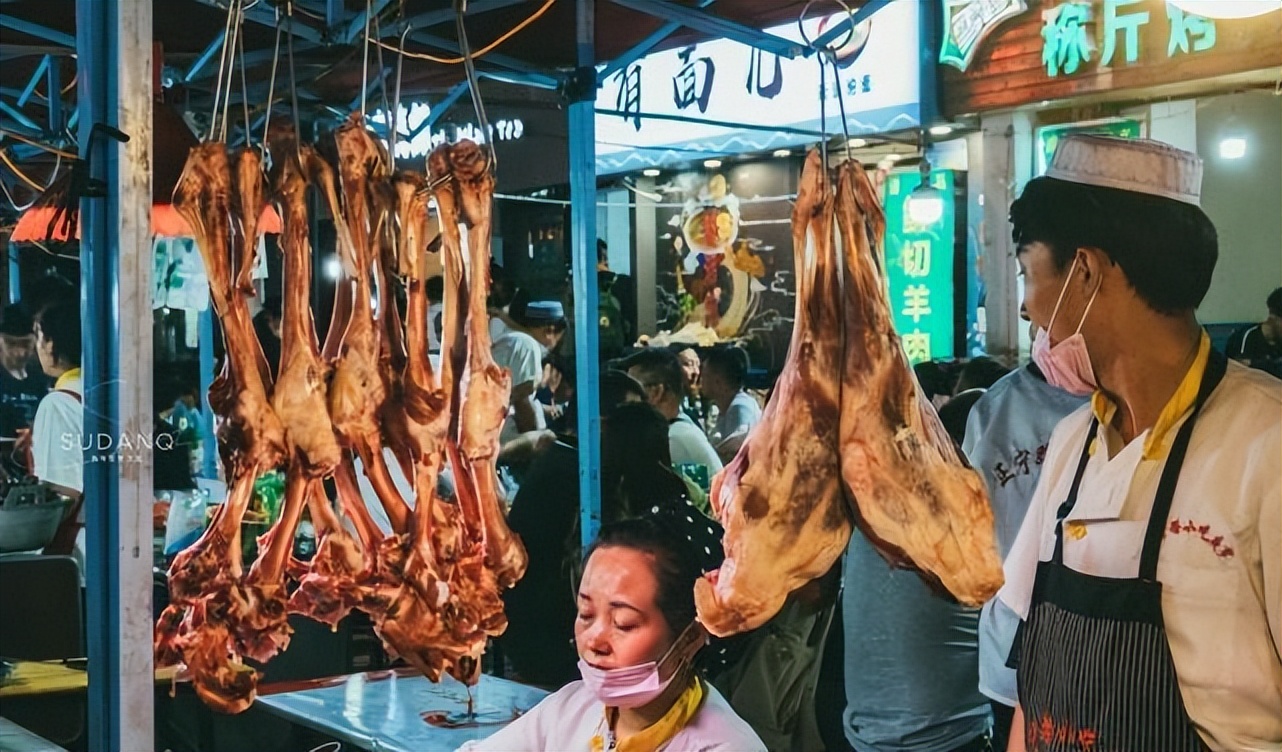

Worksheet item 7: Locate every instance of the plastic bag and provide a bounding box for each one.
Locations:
[163,490,207,556]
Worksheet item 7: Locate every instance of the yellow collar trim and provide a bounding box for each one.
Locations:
[54,367,82,391]
[1090,332,1210,460]
[593,677,705,752]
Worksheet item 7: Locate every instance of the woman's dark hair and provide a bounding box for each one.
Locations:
[601,401,681,521]
[585,516,713,635]
[1010,177,1217,315]
[1267,287,1282,318]
[703,346,749,390]
[35,300,81,367]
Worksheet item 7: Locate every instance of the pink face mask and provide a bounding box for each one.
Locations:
[577,622,706,709]
[1031,257,1100,397]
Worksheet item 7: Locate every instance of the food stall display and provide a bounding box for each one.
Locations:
[697,151,1005,636]
[152,119,524,714]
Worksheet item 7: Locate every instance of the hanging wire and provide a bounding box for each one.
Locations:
[286,1,302,156]
[209,0,239,140]
[373,14,393,123]
[456,0,496,175]
[261,3,284,149]
[0,131,77,159]
[237,9,252,146]
[219,0,245,142]
[369,0,555,64]
[797,0,858,173]
[389,22,409,160]
[360,0,374,119]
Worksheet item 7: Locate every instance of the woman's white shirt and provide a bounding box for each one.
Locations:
[31,375,83,494]
[455,680,766,752]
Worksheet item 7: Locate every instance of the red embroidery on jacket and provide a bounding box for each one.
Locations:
[1166,518,1234,558]
[1027,714,1098,751]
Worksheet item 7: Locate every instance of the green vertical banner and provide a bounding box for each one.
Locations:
[883,169,956,365]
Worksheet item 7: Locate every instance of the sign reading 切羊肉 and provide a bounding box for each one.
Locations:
[883,170,958,366]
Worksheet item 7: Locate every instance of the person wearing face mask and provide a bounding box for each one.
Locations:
[999,135,1281,751]
[960,316,1087,751]
[460,514,765,752]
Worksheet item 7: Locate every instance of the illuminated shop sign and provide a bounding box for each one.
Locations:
[368,103,525,160]
[1041,0,1218,78]
[940,0,1029,71]
[595,0,925,174]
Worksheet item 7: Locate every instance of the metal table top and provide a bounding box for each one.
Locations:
[255,669,549,752]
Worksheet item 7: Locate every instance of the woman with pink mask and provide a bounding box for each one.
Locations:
[458,514,764,752]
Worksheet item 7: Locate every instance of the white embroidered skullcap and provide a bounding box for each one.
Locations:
[1045,134,1203,206]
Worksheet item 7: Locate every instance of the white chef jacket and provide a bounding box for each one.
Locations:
[456,680,765,752]
[492,329,546,447]
[998,353,1282,751]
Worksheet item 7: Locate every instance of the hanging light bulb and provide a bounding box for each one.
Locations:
[1167,0,1281,18]
[906,159,944,227]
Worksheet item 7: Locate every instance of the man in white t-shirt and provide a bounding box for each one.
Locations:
[1000,135,1280,751]
[700,346,761,464]
[493,299,565,447]
[622,348,722,491]
[31,300,84,565]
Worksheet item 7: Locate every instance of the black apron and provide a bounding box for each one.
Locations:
[1013,350,1226,752]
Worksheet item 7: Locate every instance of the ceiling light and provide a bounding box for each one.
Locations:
[906,161,945,227]
[1167,0,1281,19]
[929,125,954,136]
[883,153,903,162]
[703,159,722,168]
[642,168,661,177]
[323,256,342,281]
[848,138,868,148]
[772,149,791,158]
[1219,137,1247,159]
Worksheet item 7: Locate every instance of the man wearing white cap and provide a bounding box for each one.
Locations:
[999,134,1280,751]
[493,298,566,447]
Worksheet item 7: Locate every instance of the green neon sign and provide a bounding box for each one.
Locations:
[1041,0,1218,78]
[884,170,957,365]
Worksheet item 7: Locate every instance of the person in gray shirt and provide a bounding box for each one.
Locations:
[842,527,992,752]
[960,359,1086,750]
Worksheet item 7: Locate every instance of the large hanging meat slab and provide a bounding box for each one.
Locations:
[696,151,1003,637]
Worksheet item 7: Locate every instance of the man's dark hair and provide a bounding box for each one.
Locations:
[703,346,749,390]
[621,348,684,400]
[600,369,646,411]
[36,300,81,367]
[1267,287,1282,318]
[426,275,445,303]
[1010,177,1217,315]
[954,356,1010,394]
[24,273,76,319]
[597,238,608,264]
[0,304,34,337]
[913,360,956,402]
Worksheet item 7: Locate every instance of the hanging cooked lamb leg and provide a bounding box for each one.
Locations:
[232,147,266,297]
[694,150,849,637]
[325,116,412,534]
[432,141,527,589]
[834,161,1002,606]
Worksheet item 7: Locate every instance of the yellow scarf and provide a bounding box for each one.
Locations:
[590,677,706,752]
[54,367,82,392]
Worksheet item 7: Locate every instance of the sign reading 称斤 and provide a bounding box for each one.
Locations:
[1039,0,1218,78]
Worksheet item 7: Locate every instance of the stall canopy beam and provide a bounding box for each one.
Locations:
[326,0,345,29]
[342,0,395,44]
[597,0,716,83]
[408,31,559,85]
[606,0,803,58]
[0,101,41,132]
[184,30,228,83]
[807,0,894,54]
[0,15,75,48]
[77,0,155,747]
[17,55,50,108]
[190,0,325,44]
[401,0,530,35]
[570,0,602,551]
[424,81,471,128]
[45,55,61,133]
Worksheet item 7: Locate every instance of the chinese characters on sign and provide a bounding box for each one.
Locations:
[613,64,643,131]
[1040,0,1219,78]
[745,49,784,99]
[883,170,958,365]
[940,0,1030,71]
[672,46,716,114]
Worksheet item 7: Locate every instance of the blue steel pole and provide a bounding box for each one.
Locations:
[78,0,154,748]
[7,242,18,304]
[77,0,121,745]
[571,0,602,551]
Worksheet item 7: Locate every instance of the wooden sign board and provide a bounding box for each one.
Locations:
[942,0,1282,116]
